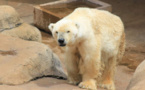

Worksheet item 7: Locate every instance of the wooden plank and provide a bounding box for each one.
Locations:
[91,0,112,12]
[34,6,60,33]
[40,0,77,9]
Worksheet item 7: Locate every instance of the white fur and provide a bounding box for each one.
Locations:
[48,8,125,90]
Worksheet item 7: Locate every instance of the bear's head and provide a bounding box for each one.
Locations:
[48,20,79,47]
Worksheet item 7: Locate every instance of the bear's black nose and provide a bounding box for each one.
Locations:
[58,38,64,44]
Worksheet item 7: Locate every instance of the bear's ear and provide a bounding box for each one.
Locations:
[48,23,55,32]
[75,23,80,29]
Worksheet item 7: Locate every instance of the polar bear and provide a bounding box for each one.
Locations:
[48,8,125,90]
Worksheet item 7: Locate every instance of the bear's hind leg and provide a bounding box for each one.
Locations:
[99,56,116,90]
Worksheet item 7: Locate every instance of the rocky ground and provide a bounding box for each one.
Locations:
[0,0,145,90]
[0,66,133,90]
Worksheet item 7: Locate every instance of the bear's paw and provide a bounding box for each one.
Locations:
[79,79,97,90]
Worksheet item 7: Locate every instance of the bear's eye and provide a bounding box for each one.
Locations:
[56,31,58,34]
[67,31,70,33]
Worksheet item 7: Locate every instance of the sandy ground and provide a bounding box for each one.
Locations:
[1,0,145,90]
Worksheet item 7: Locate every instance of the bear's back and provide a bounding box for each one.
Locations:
[65,8,124,32]
[68,8,124,53]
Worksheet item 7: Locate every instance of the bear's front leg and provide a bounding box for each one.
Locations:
[79,57,100,90]
[65,46,82,85]
[78,40,101,90]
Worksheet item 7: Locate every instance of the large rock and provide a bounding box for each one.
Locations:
[127,60,145,90]
[0,34,66,85]
[0,5,23,32]
[0,5,42,42]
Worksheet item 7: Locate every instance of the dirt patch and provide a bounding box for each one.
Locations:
[0,50,17,56]
[121,51,145,70]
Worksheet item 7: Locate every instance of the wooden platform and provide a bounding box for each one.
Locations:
[34,0,112,32]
